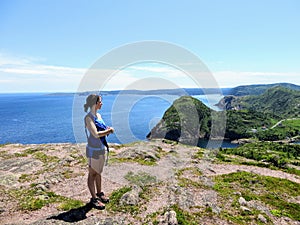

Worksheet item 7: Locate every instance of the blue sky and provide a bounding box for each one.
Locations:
[0,0,299,92]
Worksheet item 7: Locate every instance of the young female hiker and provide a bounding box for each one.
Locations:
[84,94,114,209]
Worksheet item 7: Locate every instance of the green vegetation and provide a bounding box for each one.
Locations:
[125,171,157,187]
[57,199,85,211]
[105,186,137,213]
[256,119,300,141]
[7,186,85,211]
[175,167,206,189]
[213,171,300,222]
[226,86,300,118]
[149,96,212,141]
[225,110,275,140]
[218,142,300,175]
[111,156,157,166]
[170,204,199,225]
[150,86,300,142]
[227,83,300,96]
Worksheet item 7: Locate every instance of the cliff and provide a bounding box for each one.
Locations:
[147,96,212,145]
[0,140,299,224]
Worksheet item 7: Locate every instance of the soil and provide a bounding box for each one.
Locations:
[0,140,299,225]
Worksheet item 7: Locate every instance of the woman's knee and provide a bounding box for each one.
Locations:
[88,167,98,177]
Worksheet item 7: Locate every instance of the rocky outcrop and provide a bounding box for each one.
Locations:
[1,141,299,225]
[214,95,241,110]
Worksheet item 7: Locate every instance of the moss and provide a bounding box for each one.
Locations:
[213,171,300,222]
[14,152,28,157]
[162,139,178,145]
[18,173,38,183]
[8,186,85,211]
[218,142,300,176]
[125,171,157,188]
[106,186,140,214]
[175,167,206,189]
[33,152,59,164]
[24,147,44,154]
[110,157,157,166]
[57,199,85,211]
[170,204,199,225]
[0,150,13,159]
[192,149,205,159]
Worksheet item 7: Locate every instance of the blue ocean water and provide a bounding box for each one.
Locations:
[0,93,229,147]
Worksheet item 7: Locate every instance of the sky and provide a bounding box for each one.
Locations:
[0,0,299,93]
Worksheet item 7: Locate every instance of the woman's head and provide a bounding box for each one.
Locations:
[84,94,102,112]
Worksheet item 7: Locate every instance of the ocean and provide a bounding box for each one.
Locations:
[0,93,232,148]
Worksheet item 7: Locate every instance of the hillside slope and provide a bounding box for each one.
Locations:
[0,141,299,224]
[218,86,300,118]
[226,83,300,96]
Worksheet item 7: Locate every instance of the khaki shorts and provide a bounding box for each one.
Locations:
[88,154,105,174]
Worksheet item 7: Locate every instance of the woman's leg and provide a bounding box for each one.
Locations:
[88,167,105,209]
[95,174,102,194]
[87,167,97,199]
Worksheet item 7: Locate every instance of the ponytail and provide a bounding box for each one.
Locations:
[84,94,100,112]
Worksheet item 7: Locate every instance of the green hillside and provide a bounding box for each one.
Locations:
[147,96,212,144]
[227,83,300,96]
[148,89,300,143]
[226,86,300,118]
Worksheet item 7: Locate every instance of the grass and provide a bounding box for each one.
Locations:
[125,171,157,187]
[217,142,300,175]
[33,152,59,164]
[110,157,157,166]
[7,186,85,211]
[213,171,300,222]
[175,167,208,189]
[57,199,85,211]
[105,186,139,214]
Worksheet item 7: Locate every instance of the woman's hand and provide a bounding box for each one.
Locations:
[107,127,114,134]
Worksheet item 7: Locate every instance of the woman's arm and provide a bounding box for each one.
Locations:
[85,116,113,138]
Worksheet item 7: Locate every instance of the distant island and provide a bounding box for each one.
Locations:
[48,82,300,97]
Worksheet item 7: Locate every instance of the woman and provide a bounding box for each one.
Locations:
[84,94,114,210]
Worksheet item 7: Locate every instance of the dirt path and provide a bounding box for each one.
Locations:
[1,141,300,225]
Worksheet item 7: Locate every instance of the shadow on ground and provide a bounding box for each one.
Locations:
[47,203,93,223]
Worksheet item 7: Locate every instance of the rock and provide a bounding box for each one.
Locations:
[199,176,214,188]
[120,185,141,206]
[164,210,178,225]
[215,95,237,110]
[238,197,247,206]
[240,206,251,213]
[0,172,19,186]
[0,158,42,173]
[117,145,159,162]
[35,183,48,191]
[64,156,74,163]
[246,200,272,217]
[258,214,267,223]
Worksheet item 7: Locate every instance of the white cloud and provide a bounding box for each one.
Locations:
[0,54,86,92]
[1,54,299,93]
[213,71,300,87]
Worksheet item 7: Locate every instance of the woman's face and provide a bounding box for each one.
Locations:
[96,97,103,110]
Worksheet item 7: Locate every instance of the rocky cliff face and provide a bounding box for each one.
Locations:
[0,141,299,225]
[214,95,239,110]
